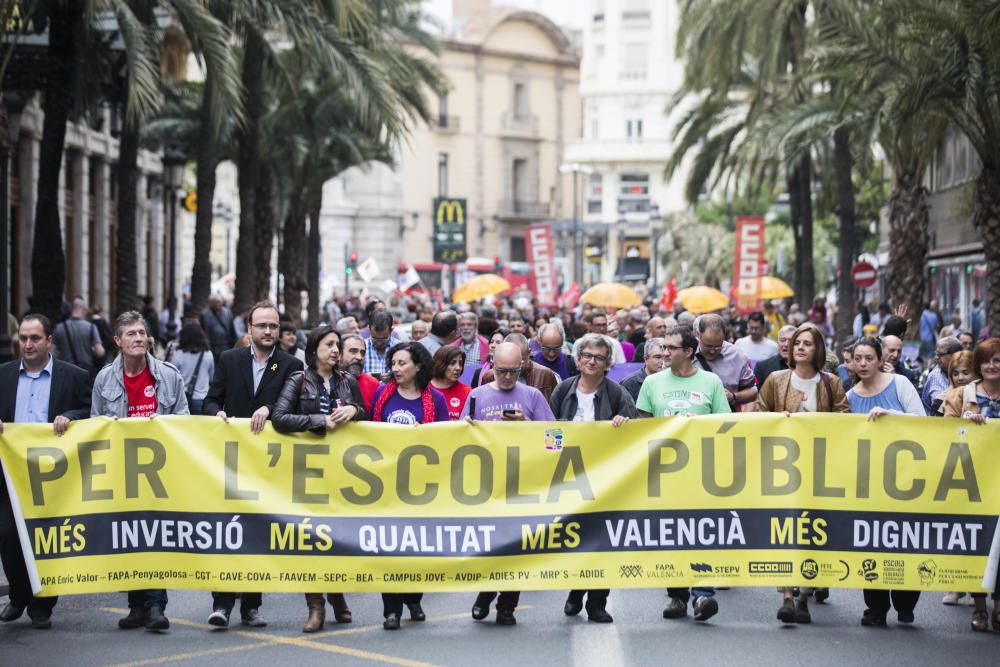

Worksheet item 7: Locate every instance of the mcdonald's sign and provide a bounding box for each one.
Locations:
[432,197,467,263]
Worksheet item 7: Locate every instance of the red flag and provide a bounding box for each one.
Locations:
[559,282,580,309]
[660,274,677,312]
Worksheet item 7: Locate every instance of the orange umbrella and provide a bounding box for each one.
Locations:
[580,282,642,308]
[677,286,730,313]
[452,273,511,302]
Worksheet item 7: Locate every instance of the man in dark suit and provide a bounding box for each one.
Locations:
[202,301,303,628]
[0,314,91,629]
[753,325,796,388]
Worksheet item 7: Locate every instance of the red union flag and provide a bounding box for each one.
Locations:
[733,216,766,313]
[526,224,557,306]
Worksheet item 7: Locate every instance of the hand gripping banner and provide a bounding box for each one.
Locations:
[1,413,998,596]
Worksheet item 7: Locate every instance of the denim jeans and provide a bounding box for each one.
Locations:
[667,587,714,602]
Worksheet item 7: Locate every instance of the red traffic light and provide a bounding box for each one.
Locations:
[349,251,358,263]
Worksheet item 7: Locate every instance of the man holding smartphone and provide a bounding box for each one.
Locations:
[460,342,554,625]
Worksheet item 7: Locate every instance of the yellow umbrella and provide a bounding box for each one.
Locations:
[580,282,642,308]
[757,276,794,300]
[452,273,511,302]
[677,286,730,313]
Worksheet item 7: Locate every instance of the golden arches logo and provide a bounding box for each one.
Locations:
[436,199,465,225]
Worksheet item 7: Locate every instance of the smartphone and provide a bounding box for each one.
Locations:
[502,409,516,417]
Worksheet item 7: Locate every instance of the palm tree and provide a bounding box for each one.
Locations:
[671,0,819,307]
[230,0,445,314]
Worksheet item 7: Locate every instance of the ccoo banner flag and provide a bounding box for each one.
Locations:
[1,414,998,596]
[525,224,557,306]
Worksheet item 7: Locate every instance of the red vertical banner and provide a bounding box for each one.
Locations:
[526,224,557,306]
[733,216,766,314]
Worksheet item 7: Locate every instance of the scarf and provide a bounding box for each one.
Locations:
[535,350,569,380]
[371,379,437,423]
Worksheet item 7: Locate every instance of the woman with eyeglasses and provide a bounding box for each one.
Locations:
[847,336,924,627]
[548,333,635,623]
[369,341,449,630]
[943,337,1000,632]
[271,326,363,632]
[755,325,849,624]
[430,346,471,420]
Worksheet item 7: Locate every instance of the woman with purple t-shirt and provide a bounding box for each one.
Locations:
[369,342,449,630]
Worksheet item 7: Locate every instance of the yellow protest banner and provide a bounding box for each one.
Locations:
[0,413,997,596]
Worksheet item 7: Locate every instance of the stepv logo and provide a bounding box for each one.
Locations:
[689,562,713,573]
[619,565,643,578]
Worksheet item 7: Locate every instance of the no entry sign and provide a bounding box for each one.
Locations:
[851,262,878,288]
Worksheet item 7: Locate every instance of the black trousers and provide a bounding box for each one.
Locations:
[0,477,57,614]
[212,592,263,613]
[382,592,423,618]
[863,589,920,614]
[567,589,609,610]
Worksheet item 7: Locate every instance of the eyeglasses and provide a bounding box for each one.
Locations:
[664,345,684,353]
[494,367,521,376]
[252,323,280,331]
[579,352,608,363]
[700,344,723,352]
[541,345,562,352]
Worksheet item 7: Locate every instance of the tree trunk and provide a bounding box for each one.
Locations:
[833,126,858,343]
[787,154,815,309]
[30,1,80,321]
[306,194,321,327]
[973,165,1000,337]
[233,30,265,313]
[887,168,928,341]
[253,167,276,302]
[114,112,140,316]
[190,69,219,314]
[279,193,306,325]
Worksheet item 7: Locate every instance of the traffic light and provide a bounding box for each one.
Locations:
[347,250,358,274]
[493,255,501,273]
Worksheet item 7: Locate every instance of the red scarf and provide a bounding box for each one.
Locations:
[371,380,437,424]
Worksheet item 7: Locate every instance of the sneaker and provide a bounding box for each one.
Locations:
[861,608,887,627]
[383,612,400,630]
[208,608,230,627]
[496,608,516,626]
[692,596,718,622]
[118,607,148,630]
[777,600,796,624]
[942,592,966,606]
[662,597,687,619]
[145,606,170,631]
[241,608,268,627]
[472,593,495,620]
[406,602,426,622]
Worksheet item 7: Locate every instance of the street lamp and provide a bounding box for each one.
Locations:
[163,145,186,344]
[0,92,25,363]
[559,162,594,286]
[649,202,662,295]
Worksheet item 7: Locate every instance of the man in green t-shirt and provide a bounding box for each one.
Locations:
[636,326,730,622]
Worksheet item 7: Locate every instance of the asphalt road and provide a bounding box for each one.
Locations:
[2,586,998,666]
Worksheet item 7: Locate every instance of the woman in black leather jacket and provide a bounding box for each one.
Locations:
[271,325,365,632]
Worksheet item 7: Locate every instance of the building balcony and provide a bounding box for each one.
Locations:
[498,199,549,220]
[500,112,539,138]
[434,114,460,133]
[563,137,672,165]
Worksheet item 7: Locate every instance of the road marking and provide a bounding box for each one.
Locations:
[106,641,274,667]
[98,608,441,667]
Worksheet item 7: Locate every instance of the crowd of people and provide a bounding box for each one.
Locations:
[0,288,997,635]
